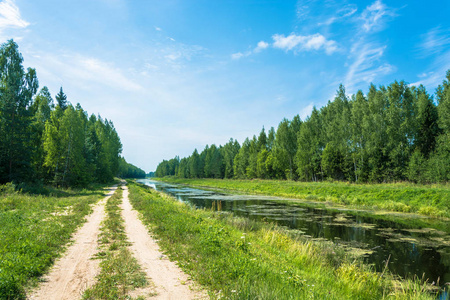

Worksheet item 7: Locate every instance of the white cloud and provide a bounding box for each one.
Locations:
[0,0,28,29]
[254,40,269,53]
[411,27,450,89]
[272,33,337,55]
[418,72,434,79]
[31,52,143,92]
[360,0,396,33]
[411,50,450,89]
[296,0,316,21]
[231,51,253,60]
[232,41,269,59]
[232,33,337,60]
[165,53,181,61]
[80,57,142,91]
[231,52,244,60]
[299,103,314,120]
[344,41,394,90]
[154,26,161,31]
[319,5,357,26]
[419,27,450,56]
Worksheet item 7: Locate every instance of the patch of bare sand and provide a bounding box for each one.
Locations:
[28,186,118,300]
[121,185,207,299]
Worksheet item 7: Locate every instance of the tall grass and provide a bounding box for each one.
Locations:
[0,183,105,299]
[159,178,450,218]
[128,181,437,299]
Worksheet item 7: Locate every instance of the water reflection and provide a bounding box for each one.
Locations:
[138,179,450,291]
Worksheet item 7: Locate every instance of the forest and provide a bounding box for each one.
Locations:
[156,71,450,184]
[0,40,144,187]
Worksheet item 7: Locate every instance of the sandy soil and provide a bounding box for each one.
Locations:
[28,186,117,300]
[120,185,206,300]
[28,183,205,300]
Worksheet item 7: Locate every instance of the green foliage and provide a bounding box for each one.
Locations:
[55,87,68,110]
[0,39,132,188]
[156,70,450,184]
[117,157,146,179]
[160,178,450,218]
[0,40,38,183]
[128,181,437,299]
[0,183,103,299]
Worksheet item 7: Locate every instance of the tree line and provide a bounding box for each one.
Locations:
[0,39,143,187]
[156,71,450,184]
[118,157,146,179]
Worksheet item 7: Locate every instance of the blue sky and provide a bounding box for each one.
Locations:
[0,0,449,172]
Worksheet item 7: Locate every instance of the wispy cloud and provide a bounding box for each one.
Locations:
[410,53,450,89]
[31,52,143,92]
[295,0,316,22]
[231,40,269,59]
[319,5,358,26]
[342,1,398,90]
[418,27,450,57]
[344,41,394,90]
[0,0,28,29]
[272,33,337,55]
[299,103,314,120]
[231,52,246,60]
[412,27,450,88]
[359,0,396,33]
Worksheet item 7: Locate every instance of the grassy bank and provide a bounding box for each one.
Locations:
[157,178,450,218]
[0,183,106,299]
[83,186,149,300]
[128,181,436,299]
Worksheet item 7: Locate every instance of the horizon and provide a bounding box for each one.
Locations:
[1,0,449,172]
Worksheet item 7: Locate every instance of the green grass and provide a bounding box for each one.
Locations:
[0,182,105,300]
[128,181,437,300]
[157,178,450,218]
[83,186,149,300]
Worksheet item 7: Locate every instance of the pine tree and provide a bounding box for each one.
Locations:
[55,87,68,110]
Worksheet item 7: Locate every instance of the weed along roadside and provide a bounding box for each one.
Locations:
[84,183,206,300]
[128,180,437,299]
[0,183,109,299]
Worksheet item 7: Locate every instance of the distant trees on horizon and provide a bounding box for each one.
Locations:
[156,71,450,184]
[0,39,143,187]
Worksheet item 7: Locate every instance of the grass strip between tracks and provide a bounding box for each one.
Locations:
[128,180,437,300]
[83,186,149,300]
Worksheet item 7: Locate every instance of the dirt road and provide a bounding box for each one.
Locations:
[28,186,117,300]
[121,185,206,299]
[29,184,205,300]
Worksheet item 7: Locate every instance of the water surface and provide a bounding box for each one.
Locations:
[138,179,450,292]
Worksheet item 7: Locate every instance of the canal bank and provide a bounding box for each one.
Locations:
[134,179,448,299]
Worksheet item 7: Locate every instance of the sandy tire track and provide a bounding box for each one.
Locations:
[120,184,206,300]
[28,185,118,300]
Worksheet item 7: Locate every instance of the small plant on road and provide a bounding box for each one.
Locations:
[83,186,149,300]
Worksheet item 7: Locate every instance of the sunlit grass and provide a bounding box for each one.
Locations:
[128,181,437,299]
[83,186,149,300]
[0,182,105,299]
[158,178,450,218]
